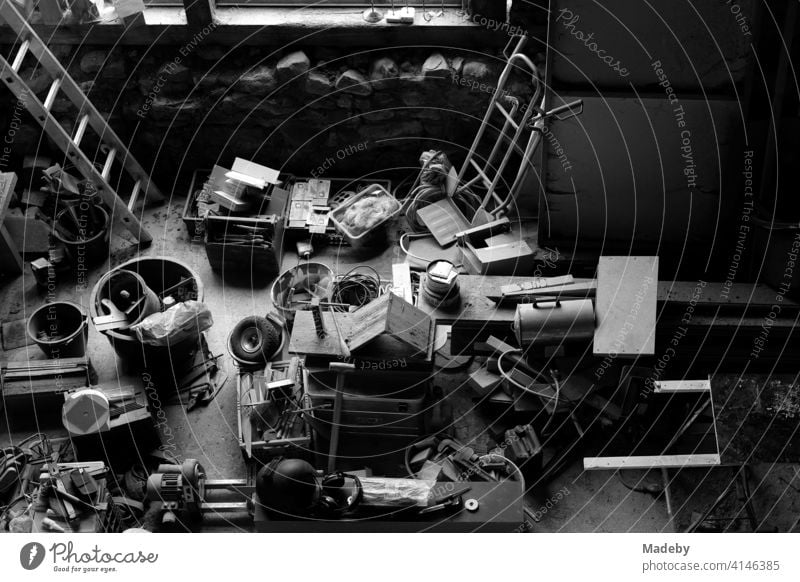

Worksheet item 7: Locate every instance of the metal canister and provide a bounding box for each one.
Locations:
[513,299,595,346]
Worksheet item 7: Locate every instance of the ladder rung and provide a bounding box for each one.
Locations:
[73,114,90,147]
[469,158,494,189]
[102,147,117,180]
[494,102,519,130]
[127,179,142,212]
[11,39,30,73]
[43,77,62,111]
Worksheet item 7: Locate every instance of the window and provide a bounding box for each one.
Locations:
[146,0,462,7]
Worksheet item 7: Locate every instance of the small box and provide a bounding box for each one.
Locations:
[457,218,535,275]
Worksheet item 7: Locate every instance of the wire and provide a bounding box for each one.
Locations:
[540,372,560,436]
[331,266,381,311]
[399,231,440,264]
[496,348,558,401]
[402,151,482,232]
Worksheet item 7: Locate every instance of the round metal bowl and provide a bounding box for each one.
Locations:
[270,262,334,326]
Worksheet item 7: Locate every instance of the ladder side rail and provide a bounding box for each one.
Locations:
[0,0,163,203]
[0,57,152,244]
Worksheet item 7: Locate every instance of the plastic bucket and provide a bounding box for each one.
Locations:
[27,301,89,358]
[89,256,204,369]
[98,269,161,327]
[52,204,111,266]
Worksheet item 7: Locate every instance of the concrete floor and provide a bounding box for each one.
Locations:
[2,195,799,532]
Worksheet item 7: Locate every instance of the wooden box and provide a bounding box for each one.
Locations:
[289,294,435,370]
[183,167,291,241]
[204,215,283,280]
[1,358,91,430]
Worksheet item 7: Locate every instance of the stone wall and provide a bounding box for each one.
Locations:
[1,43,542,210]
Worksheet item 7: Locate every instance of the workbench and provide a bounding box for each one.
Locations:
[253,480,524,532]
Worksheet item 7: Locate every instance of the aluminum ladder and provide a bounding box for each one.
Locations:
[456,34,583,224]
[0,0,162,245]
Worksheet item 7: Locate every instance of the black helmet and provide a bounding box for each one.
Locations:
[256,459,320,516]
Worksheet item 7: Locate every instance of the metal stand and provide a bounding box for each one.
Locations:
[456,35,584,225]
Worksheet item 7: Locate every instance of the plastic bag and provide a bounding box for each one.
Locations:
[359,478,434,508]
[131,300,213,346]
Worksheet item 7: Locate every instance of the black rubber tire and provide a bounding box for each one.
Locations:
[228,316,281,366]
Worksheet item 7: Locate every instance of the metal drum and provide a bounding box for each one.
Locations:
[513,299,595,347]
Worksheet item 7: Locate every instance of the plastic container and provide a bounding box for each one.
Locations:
[329,184,401,249]
[89,257,204,369]
[27,301,89,358]
[100,269,161,327]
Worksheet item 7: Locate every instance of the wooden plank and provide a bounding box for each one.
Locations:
[417,275,800,353]
[382,295,432,355]
[583,454,721,470]
[390,263,413,303]
[346,293,431,354]
[594,256,658,356]
[0,173,23,274]
[653,379,711,393]
[289,310,348,357]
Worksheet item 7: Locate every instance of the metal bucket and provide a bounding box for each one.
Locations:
[513,299,595,347]
[52,205,110,266]
[27,301,89,358]
[270,262,334,326]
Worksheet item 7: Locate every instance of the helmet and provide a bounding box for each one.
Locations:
[256,459,320,516]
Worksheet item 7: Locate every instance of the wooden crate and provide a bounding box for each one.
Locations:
[183,167,291,241]
[1,358,91,430]
[204,215,283,280]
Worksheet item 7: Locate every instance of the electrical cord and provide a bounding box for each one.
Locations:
[403,151,482,232]
[496,348,558,401]
[331,266,382,311]
[540,372,560,436]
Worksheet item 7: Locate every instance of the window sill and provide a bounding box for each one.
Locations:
[0,7,540,46]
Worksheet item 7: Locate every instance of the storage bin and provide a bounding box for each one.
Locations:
[329,184,401,249]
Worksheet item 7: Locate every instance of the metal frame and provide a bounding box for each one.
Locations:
[455,34,582,225]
